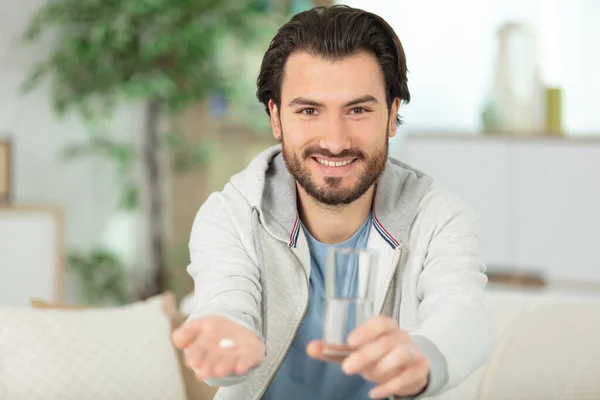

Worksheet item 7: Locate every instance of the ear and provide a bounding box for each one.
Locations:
[269,100,282,141]
[388,98,401,138]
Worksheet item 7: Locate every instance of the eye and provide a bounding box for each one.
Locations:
[350,107,368,114]
[299,108,317,116]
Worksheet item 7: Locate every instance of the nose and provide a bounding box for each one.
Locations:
[319,115,351,155]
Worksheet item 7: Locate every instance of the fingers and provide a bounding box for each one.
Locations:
[212,354,238,379]
[361,344,417,381]
[195,345,226,380]
[234,355,256,376]
[306,340,350,363]
[342,333,397,375]
[363,365,405,384]
[306,340,325,360]
[368,365,429,399]
[193,347,262,380]
[347,316,396,348]
[184,343,207,370]
[172,319,202,349]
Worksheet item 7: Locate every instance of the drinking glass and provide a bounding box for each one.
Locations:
[323,247,377,359]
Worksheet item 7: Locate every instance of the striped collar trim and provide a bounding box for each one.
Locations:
[288,212,400,249]
[289,215,301,247]
[372,211,401,249]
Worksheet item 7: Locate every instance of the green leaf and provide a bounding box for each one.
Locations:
[21,0,265,122]
[120,181,139,211]
[163,131,186,149]
[67,248,131,305]
[20,63,48,94]
[193,141,215,166]
[60,143,92,160]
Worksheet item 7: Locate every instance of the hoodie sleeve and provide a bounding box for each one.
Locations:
[186,188,262,386]
[409,189,496,397]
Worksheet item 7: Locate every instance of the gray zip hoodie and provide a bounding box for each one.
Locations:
[187,145,495,399]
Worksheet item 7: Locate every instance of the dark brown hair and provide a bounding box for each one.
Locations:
[256,5,410,126]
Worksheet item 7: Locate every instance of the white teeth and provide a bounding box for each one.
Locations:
[316,158,354,167]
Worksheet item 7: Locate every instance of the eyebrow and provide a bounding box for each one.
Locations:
[287,95,379,108]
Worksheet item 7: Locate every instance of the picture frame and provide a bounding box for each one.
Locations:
[0,137,12,203]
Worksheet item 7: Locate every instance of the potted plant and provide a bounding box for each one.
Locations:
[21,0,268,303]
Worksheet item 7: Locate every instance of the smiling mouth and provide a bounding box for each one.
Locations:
[313,157,357,167]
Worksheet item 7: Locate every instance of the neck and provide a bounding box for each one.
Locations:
[297,185,375,244]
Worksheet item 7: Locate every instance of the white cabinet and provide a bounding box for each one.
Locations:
[401,136,600,282]
[511,142,600,281]
[0,206,65,305]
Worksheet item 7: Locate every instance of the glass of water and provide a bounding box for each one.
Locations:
[323,247,378,359]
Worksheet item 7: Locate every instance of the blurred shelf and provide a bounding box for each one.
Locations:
[405,131,600,142]
[0,203,63,212]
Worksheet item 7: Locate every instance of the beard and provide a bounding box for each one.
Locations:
[281,134,388,207]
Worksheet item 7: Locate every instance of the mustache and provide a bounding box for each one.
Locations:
[302,146,364,159]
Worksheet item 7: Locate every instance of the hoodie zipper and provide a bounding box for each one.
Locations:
[256,248,309,399]
[381,245,403,400]
[378,244,403,315]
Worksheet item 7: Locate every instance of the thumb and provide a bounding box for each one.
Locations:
[306,340,326,360]
[172,319,201,349]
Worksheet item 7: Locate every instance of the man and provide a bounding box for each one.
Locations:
[173,5,494,400]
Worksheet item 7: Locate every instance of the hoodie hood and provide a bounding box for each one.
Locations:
[229,144,433,247]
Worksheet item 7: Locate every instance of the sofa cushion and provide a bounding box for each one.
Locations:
[27,293,218,400]
[480,292,600,399]
[0,295,187,400]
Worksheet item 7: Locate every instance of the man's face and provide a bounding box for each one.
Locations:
[269,51,399,206]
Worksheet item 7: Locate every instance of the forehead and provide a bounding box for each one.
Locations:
[281,51,387,103]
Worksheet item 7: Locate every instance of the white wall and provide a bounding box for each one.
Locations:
[338,0,600,135]
[0,0,144,253]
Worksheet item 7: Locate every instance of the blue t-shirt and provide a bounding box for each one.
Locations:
[262,213,375,400]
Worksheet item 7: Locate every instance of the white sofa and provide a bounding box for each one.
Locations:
[0,293,216,400]
[1,289,599,399]
[445,288,600,399]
